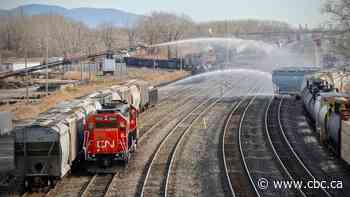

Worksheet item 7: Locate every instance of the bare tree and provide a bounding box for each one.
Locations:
[136,11,193,45]
[98,23,115,50]
[323,0,350,57]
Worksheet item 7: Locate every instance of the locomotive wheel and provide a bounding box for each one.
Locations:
[131,137,137,153]
[133,143,137,152]
[24,179,31,191]
[48,179,53,188]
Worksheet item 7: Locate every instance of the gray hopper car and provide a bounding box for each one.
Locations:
[0,113,15,188]
[0,112,13,136]
[13,99,101,189]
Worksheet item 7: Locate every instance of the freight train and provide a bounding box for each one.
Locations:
[4,79,158,190]
[301,77,350,160]
[83,80,157,167]
[124,57,189,70]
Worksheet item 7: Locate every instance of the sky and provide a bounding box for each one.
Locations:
[0,0,327,27]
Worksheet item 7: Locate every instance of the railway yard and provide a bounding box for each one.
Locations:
[2,1,350,196]
[0,67,348,197]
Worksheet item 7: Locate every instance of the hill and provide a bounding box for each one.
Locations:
[1,4,141,28]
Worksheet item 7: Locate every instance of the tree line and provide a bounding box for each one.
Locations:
[0,10,295,59]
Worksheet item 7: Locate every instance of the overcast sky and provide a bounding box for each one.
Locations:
[0,0,327,27]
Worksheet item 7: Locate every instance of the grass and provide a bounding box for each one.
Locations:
[0,68,189,121]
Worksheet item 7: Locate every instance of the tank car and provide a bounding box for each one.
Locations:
[319,96,350,155]
[301,78,335,122]
[302,77,350,156]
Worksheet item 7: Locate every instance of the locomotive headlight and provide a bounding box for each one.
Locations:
[95,117,103,121]
[109,117,117,121]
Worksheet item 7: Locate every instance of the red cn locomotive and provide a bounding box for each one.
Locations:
[83,101,138,166]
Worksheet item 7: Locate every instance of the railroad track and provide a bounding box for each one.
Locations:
[157,84,194,103]
[48,79,227,197]
[104,96,208,197]
[283,97,350,197]
[139,98,220,196]
[22,187,49,197]
[105,77,250,197]
[27,75,254,197]
[265,96,332,197]
[80,173,115,197]
[238,96,295,197]
[47,173,115,197]
[139,80,246,197]
[222,96,256,197]
[45,175,91,197]
[139,84,211,136]
[165,85,265,197]
[139,79,261,197]
[165,97,239,196]
[138,77,238,143]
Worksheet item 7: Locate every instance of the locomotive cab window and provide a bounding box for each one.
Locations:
[95,121,119,128]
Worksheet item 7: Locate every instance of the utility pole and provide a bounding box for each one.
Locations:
[226,20,229,69]
[153,48,156,72]
[25,47,29,104]
[180,56,183,72]
[46,32,49,96]
[88,47,92,82]
[80,61,83,81]
[88,62,92,82]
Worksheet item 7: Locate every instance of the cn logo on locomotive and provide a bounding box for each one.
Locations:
[96,140,116,149]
